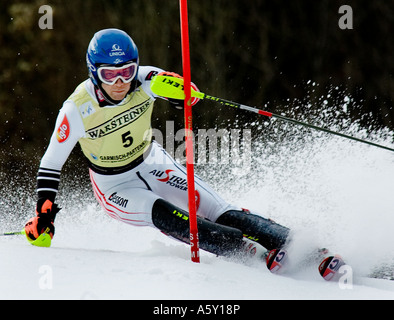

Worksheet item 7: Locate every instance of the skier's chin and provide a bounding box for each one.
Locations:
[102,82,131,101]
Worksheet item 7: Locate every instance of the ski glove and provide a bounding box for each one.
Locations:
[25,199,60,241]
[157,71,200,109]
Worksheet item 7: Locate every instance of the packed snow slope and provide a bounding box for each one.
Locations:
[1,87,394,300]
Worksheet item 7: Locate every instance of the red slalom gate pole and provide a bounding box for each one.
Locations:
[179,0,200,263]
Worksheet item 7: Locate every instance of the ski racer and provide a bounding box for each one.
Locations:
[24,28,337,276]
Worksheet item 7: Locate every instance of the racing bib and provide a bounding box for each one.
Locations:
[67,82,154,169]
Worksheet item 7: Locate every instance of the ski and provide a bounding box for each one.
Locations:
[318,255,347,281]
[266,248,288,274]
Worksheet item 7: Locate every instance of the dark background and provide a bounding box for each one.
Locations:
[0,0,393,168]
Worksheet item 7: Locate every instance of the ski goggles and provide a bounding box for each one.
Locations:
[97,62,138,85]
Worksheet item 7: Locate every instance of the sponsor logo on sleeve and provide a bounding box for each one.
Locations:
[56,115,70,143]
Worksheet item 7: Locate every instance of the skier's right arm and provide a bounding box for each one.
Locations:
[25,101,84,242]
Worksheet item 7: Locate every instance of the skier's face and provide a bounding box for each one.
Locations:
[101,79,131,101]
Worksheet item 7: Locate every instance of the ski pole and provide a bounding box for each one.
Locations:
[0,230,25,236]
[151,75,394,153]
